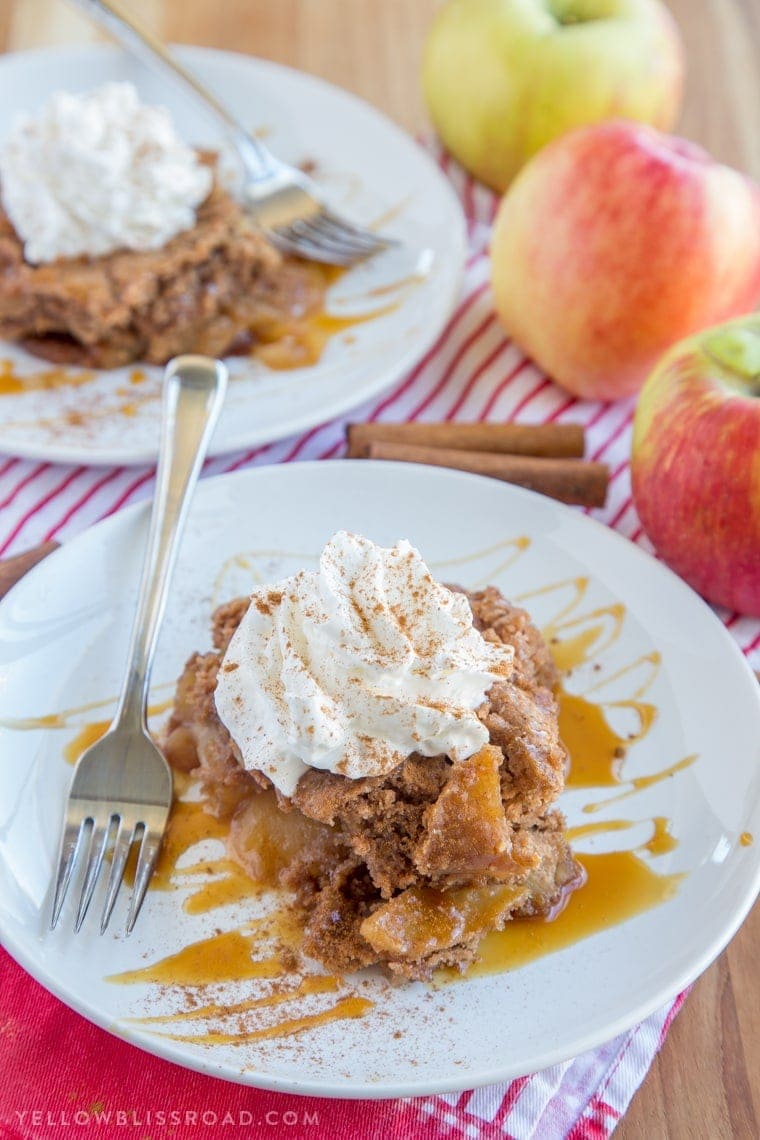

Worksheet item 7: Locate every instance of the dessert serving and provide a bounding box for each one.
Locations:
[0,83,328,368]
[163,531,583,980]
[3,453,756,1092]
[0,50,464,467]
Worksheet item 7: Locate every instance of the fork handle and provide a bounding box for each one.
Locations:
[69,0,276,180]
[114,356,227,730]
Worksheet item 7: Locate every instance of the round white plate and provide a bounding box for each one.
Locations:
[0,462,758,1098]
[0,46,465,465]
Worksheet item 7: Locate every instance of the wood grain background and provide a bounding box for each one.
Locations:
[1,2,758,1136]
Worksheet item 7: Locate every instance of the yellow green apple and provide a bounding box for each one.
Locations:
[631,315,760,616]
[490,120,760,401]
[422,0,684,191]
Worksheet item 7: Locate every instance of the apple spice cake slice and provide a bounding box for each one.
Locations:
[163,583,582,981]
[0,170,327,370]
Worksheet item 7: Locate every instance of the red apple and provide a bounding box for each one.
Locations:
[490,121,760,401]
[631,315,760,616]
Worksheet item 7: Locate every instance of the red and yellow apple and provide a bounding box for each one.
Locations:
[422,0,683,192]
[490,120,760,401]
[631,315,760,616]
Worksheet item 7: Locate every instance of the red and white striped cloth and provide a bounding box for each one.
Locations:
[1,144,757,1140]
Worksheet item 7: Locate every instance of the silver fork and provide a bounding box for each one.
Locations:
[50,355,228,935]
[71,0,398,266]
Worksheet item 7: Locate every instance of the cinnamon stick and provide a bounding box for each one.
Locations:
[363,442,609,508]
[0,540,60,599]
[347,421,584,459]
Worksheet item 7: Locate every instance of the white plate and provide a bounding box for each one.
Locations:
[0,462,758,1098]
[0,46,465,465]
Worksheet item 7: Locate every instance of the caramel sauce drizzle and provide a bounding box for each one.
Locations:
[126,975,339,1025]
[470,851,683,976]
[0,689,173,735]
[252,299,400,371]
[63,720,110,765]
[116,976,371,1054]
[7,390,161,433]
[517,577,627,672]
[582,756,698,815]
[361,272,427,299]
[181,864,266,916]
[450,569,694,979]
[565,819,634,842]
[557,687,659,789]
[105,800,374,1044]
[367,196,413,232]
[646,816,678,856]
[584,651,662,699]
[469,688,684,981]
[431,535,532,586]
[147,997,374,1047]
[566,816,677,856]
[538,580,695,829]
[107,930,284,986]
[121,790,289,926]
[61,701,173,766]
[1,712,65,731]
[558,689,627,789]
[211,548,319,604]
[0,359,97,396]
[235,256,414,371]
[102,775,376,1043]
[553,615,625,673]
[136,798,227,894]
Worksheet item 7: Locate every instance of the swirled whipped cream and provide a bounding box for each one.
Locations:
[214,532,514,796]
[0,82,213,264]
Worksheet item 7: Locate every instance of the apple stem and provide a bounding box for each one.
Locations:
[703,327,760,397]
[546,1,601,27]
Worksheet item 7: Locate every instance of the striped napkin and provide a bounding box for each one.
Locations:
[1,143,758,1140]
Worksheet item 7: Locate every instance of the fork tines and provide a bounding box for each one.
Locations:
[51,805,165,935]
[271,211,396,265]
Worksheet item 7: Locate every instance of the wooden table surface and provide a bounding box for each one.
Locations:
[2,2,758,1136]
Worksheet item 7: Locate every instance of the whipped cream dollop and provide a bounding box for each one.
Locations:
[0,82,213,264]
[214,532,514,797]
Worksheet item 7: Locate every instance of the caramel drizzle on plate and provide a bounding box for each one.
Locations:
[126,974,339,1025]
[57,701,173,765]
[108,926,370,1046]
[0,688,174,736]
[469,850,683,977]
[252,296,401,371]
[107,929,283,986]
[143,997,374,1047]
[103,796,374,1044]
[431,535,532,585]
[581,755,698,814]
[0,359,97,396]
